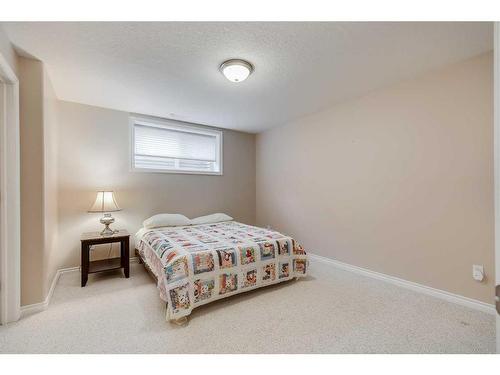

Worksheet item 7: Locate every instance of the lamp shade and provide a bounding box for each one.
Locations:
[88,191,121,213]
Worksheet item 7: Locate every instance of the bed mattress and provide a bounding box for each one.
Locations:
[135,220,308,320]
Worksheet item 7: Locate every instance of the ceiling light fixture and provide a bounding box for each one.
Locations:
[220,59,254,83]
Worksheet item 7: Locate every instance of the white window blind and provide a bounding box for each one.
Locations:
[132,118,222,174]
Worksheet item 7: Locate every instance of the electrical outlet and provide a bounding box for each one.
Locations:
[472,265,484,282]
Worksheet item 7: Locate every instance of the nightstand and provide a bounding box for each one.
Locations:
[80,230,130,287]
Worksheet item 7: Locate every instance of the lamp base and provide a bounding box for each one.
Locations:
[100,213,117,236]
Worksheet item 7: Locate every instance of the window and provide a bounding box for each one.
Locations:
[131,117,223,175]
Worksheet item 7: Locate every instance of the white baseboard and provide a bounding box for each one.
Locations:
[20,265,79,318]
[20,257,139,318]
[23,255,494,317]
[308,253,496,315]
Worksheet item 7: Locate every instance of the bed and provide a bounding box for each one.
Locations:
[135,219,308,324]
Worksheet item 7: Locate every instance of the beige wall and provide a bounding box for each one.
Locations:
[256,52,494,304]
[55,101,256,268]
[19,57,45,305]
[0,26,18,76]
[18,56,60,305]
[42,68,59,297]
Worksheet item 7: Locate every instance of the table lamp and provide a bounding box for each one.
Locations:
[88,191,121,236]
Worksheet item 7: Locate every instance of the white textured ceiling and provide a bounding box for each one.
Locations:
[3,22,493,133]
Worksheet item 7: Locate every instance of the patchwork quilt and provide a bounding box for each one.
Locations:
[136,221,308,320]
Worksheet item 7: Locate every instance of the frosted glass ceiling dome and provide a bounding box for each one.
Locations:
[220,59,254,83]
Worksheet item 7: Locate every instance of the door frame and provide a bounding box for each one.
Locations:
[494,22,500,353]
[0,52,20,325]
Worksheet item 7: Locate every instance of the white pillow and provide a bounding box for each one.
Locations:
[190,213,233,225]
[143,214,191,229]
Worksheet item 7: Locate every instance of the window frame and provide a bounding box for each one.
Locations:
[129,115,223,175]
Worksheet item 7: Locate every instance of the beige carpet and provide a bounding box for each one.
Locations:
[0,259,495,353]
